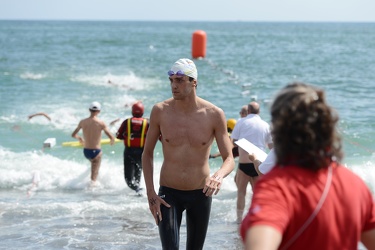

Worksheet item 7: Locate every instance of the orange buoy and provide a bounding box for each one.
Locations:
[192,30,207,58]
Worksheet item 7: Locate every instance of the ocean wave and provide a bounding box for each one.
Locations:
[20,72,46,80]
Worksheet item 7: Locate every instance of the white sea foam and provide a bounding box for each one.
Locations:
[72,72,149,90]
[20,72,46,80]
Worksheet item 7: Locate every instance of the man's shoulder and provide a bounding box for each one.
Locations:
[119,118,129,124]
[154,98,173,110]
[197,97,223,114]
[91,117,107,127]
[79,117,105,130]
[258,118,271,127]
[246,114,270,125]
[198,96,215,106]
[235,116,247,127]
[79,117,91,124]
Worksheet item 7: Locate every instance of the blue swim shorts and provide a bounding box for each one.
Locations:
[83,148,101,160]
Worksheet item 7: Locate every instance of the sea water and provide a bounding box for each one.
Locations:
[0,21,374,249]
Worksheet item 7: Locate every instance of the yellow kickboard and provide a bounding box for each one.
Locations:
[62,138,121,147]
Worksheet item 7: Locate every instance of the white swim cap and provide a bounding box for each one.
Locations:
[169,58,198,80]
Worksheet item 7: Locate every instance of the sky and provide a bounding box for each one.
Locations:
[0,0,374,22]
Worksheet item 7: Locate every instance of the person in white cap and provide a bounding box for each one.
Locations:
[71,101,115,185]
[142,58,235,249]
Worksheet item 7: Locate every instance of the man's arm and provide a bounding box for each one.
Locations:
[258,149,276,175]
[109,118,120,126]
[142,105,170,224]
[71,121,84,144]
[244,225,282,250]
[28,112,51,121]
[102,122,115,145]
[203,108,235,196]
[116,120,126,140]
[361,229,375,249]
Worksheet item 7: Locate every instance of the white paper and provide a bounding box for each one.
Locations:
[234,138,268,162]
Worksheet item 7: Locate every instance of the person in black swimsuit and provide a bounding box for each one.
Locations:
[230,102,273,224]
[142,58,235,250]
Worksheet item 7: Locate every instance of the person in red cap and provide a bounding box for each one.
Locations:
[116,101,149,195]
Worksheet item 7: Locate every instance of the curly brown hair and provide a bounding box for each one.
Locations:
[270,82,343,171]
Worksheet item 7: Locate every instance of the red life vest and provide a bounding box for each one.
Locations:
[123,117,148,148]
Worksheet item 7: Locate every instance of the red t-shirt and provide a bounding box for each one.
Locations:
[241,163,375,249]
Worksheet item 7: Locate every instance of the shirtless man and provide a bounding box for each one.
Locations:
[142,58,235,250]
[231,101,273,224]
[71,101,115,184]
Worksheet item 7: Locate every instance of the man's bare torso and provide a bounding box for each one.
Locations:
[80,117,104,149]
[158,98,217,190]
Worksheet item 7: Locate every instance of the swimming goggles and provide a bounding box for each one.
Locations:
[167,70,185,77]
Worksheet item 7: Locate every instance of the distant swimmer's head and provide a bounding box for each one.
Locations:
[89,101,101,112]
[132,101,144,118]
[168,58,198,80]
[227,118,237,133]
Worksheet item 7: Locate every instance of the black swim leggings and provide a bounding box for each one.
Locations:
[158,186,212,250]
[123,147,143,191]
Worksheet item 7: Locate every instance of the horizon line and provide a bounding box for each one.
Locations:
[1,19,375,24]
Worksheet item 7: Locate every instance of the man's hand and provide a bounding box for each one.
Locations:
[78,137,84,145]
[203,174,223,197]
[248,153,256,162]
[110,137,115,145]
[147,191,170,225]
